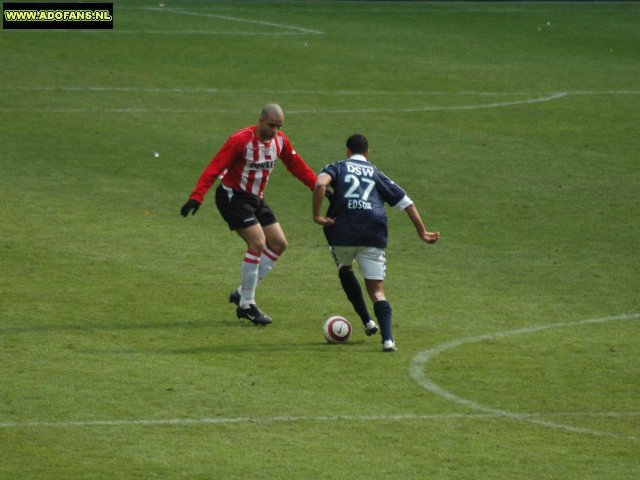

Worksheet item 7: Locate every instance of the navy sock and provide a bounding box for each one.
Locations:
[374,300,393,341]
[338,270,371,326]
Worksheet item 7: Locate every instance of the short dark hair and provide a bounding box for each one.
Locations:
[346,134,368,154]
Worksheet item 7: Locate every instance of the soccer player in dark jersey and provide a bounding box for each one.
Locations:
[312,134,439,352]
[180,104,317,325]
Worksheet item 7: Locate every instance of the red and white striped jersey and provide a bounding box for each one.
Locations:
[189,125,317,202]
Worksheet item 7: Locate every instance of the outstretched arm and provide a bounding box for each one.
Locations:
[180,131,244,217]
[405,204,439,244]
[312,174,335,226]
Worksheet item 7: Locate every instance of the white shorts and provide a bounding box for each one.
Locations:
[330,246,387,280]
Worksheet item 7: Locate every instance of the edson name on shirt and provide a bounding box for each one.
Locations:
[348,199,373,210]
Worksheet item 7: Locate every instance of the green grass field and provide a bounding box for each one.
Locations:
[1,1,639,478]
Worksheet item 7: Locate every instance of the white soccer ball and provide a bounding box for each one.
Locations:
[323,316,352,344]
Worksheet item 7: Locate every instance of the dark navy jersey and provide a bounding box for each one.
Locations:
[320,155,412,248]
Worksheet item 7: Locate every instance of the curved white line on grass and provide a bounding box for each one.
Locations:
[411,313,640,441]
[1,412,638,429]
[2,91,638,114]
[0,93,569,115]
[289,93,569,114]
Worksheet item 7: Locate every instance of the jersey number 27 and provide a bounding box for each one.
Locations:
[344,174,375,201]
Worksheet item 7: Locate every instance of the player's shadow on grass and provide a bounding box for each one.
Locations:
[80,339,367,355]
[4,318,370,355]
[78,333,367,354]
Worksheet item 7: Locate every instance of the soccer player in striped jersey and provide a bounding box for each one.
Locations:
[312,134,439,352]
[181,104,317,325]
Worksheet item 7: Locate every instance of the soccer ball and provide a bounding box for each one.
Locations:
[323,316,352,344]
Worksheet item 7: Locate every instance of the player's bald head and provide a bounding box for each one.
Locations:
[260,103,284,121]
[257,104,285,141]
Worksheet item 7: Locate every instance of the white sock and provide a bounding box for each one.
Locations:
[240,250,260,308]
[258,247,280,282]
[236,248,280,308]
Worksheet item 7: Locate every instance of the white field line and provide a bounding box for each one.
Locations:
[23,5,327,35]
[0,86,559,95]
[148,6,325,35]
[110,30,310,36]
[1,314,638,432]
[3,28,308,36]
[1,411,638,430]
[288,93,569,114]
[3,87,639,96]
[411,313,640,441]
[112,5,640,16]
[3,90,638,114]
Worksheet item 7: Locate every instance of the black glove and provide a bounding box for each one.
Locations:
[180,199,201,217]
